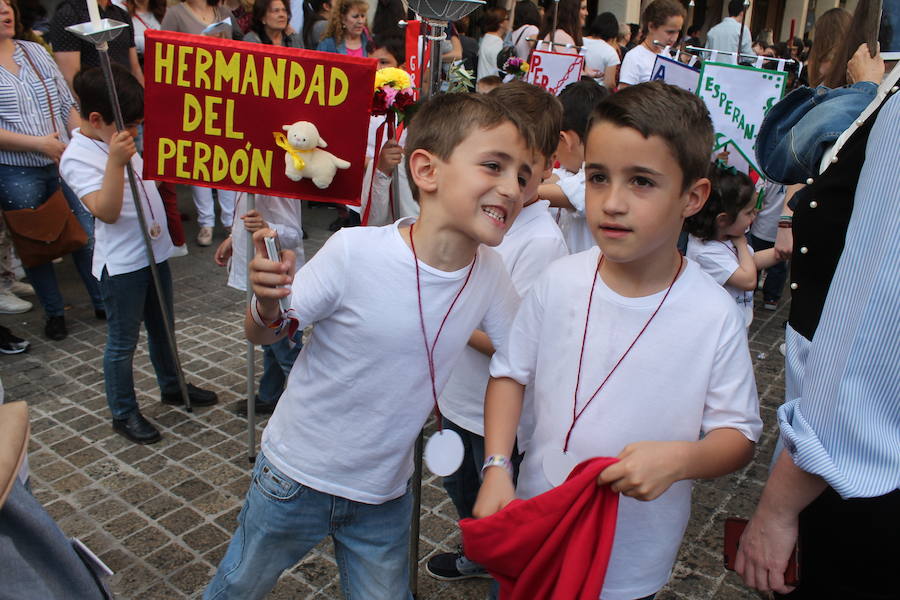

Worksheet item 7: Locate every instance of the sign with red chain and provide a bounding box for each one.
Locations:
[524,48,584,95]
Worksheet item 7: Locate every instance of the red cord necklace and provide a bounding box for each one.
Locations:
[409,222,477,475]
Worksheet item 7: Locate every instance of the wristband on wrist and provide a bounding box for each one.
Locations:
[250,294,280,328]
[777,221,793,229]
[481,455,513,478]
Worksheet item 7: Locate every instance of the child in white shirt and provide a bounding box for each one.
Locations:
[618,0,685,87]
[475,82,762,600]
[426,82,568,583]
[686,163,780,327]
[538,80,609,254]
[60,66,217,445]
[206,92,534,600]
[214,193,305,414]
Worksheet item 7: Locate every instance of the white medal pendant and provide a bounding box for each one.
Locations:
[542,450,580,487]
[424,429,464,476]
[148,221,162,240]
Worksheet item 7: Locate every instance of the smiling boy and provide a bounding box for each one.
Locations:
[205,93,534,600]
[474,82,762,600]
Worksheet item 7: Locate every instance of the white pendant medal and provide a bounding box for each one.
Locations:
[543,450,580,487]
[148,221,162,240]
[424,429,464,476]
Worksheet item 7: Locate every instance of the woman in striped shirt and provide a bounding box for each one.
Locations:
[0,0,104,340]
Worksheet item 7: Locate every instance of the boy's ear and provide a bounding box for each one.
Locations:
[682,177,711,218]
[407,148,439,196]
[87,111,106,128]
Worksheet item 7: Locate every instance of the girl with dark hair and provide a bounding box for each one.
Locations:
[618,0,683,87]
[302,0,331,49]
[510,0,540,60]
[476,6,509,80]
[538,0,586,48]
[685,162,780,327]
[244,0,301,46]
[583,11,620,87]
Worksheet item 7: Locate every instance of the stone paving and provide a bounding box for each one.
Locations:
[0,200,785,600]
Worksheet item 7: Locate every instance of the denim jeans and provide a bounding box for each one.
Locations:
[441,416,486,521]
[99,261,179,419]
[258,334,302,405]
[205,452,414,600]
[0,164,103,316]
[749,234,787,303]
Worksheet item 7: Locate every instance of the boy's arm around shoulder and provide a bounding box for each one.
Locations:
[599,296,762,500]
[76,132,136,224]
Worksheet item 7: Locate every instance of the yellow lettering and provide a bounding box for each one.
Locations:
[192,142,212,181]
[230,147,249,184]
[304,65,325,105]
[157,137,176,173]
[195,48,213,89]
[204,95,222,136]
[262,57,286,99]
[240,55,259,96]
[175,139,191,178]
[212,145,229,181]
[154,42,174,84]
[224,99,244,140]
[328,68,348,106]
[288,62,306,99]
[250,148,272,187]
[176,45,193,87]
[182,93,202,132]
[214,50,241,93]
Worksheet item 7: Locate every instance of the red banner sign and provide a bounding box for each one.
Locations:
[143,30,377,205]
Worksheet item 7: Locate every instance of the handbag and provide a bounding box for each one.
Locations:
[1,42,87,268]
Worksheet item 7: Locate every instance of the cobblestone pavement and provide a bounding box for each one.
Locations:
[0,200,784,600]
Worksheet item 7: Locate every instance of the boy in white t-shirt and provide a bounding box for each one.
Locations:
[538,80,609,254]
[618,0,685,87]
[205,93,534,600]
[426,82,568,583]
[474,82,762,600]
[59,66,217,445]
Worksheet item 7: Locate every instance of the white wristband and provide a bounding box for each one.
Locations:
[250,295,279,328]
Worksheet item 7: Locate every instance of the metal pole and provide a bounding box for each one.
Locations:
[96,46,192,411]
[245,193,257,463]
[736,0,750,65]
[551,0,560,49]
[409,430,424,598]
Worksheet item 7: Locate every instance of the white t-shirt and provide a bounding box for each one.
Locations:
[61,130,173,279]
[226,193,305,292]
[582,37,620,85]
[490,248,762,600]
[557,168,596,254]
[440,200,567,439]
[112,1,160,55]
[261,219,520,504]
[618,43,658,85]
[686,235,755,326]
[477,32,504,80]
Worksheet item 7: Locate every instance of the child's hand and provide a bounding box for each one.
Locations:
[241,210,268,233]
[731,234,748,246]
[248,229,295,314]
[376,139,403,175]
[108,131,136,167]
[596,441,688,501]
[472,468,516,518]
[214,236,233,266]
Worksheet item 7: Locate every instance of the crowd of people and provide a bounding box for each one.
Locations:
[1,0,897,598]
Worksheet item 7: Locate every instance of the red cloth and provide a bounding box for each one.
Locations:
[460,457,620,600]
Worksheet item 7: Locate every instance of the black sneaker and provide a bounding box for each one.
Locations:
[232,395,277,417]
[113,411,162,444]
[161,383,218,407]
[0,326,29,354]
[425,550,490,581]
[44,315,67,341]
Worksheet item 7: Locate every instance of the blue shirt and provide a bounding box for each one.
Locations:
[778,91,900,499]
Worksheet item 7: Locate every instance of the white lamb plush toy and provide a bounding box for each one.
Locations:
[281,121,351,189]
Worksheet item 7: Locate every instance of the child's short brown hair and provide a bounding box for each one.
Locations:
[489,81,563,162]
[641,0,686,33]
[404,93,536,200]
[588,81,712,191]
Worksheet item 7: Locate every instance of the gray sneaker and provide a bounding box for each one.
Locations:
[425,549,490,581]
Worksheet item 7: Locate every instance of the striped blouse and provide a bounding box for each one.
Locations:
[0,41,77,167]
[778,90,900,499]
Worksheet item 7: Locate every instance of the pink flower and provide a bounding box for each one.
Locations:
[383,86,399,107]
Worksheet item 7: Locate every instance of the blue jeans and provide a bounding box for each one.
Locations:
[749,234,787,303]
[99,262,179,419]
[258,335,302,405]
[441,416,486,521]
[205,452,414,600]
[0,164,103,316]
